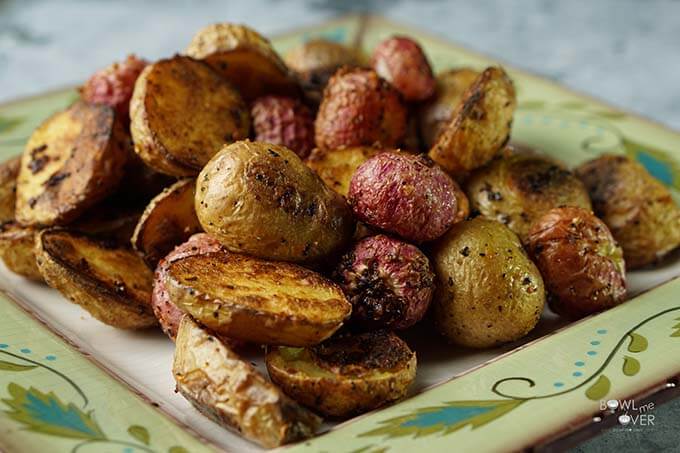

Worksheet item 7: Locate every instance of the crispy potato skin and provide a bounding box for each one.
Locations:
[576,154,680,269]
[348,151,459,243]
[151,233,225,340]
[429,67,516,177]
[173,317,321,448]
[419,68,479,149]
[466,153,592,242]
[266,331,416,418]
[315,68,407,150]
[0,156,20,223]
[0,222,41,280]
[431,217,545,348]
[251,96,315,159]
[35,229,156,329]
[526,207,626,318]
[16,101,129,226]
[334,235,435,330]
[164,251,351,346]
[81,55,147,123]
[306,146,384,197]
[132,179,203,268]
[371,36,435,102]
[130,56,250,176]
[186,23,298,102]
[196,141,355,263]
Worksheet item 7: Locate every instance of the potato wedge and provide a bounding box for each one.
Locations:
[130,55,250,176]
[186,23,298,101]
[0,155,20,223]
[132,179,202,268]
[164,251,351,346]
[429,67,516,177]
[306,147,383,197]
[15,101,129,226]
[35,229,156,329]
[0,222,41,280]
[173,316,321,448]
[266,331,416,418]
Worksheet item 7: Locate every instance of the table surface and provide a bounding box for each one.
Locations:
[1,0,679,451]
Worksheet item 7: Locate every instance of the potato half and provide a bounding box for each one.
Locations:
[173,316,321,448]
[132,179,202,268]
[266,330,416,418]
[0,222,41,280]
[0,155,20,223]
[306,147,383,197]
[429,67,516,177]
[130,55,250,176]
[186,23,298,102]
[35,229,156,329]
[164,250,351,346]
[15,101,129,226]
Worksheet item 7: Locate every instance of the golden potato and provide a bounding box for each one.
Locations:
[576,154,680,269]
[15,101,129,226]
[429,67,516,177]
[465,153,592,242]
[164,250,351,346]
[266,331,416,418]
[35,229,156,329]
[431,217,545,348]
[0,155,20,223]
[419,68,479,148]
[196,141,355,263]
[0,222,41,280]
[132,179,202,268]
[306,146,384,197]
[186,23,298,102]
[130,55,250,176]
[173,317,321,448]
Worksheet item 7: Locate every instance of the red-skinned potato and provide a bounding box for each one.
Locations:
[251,96,315,159]
[526,206,627,318]
[348,151,459,243]
[315,68,407,150]
[371,35,435,102]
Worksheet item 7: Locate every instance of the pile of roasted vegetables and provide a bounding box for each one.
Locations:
[1,22,679,448]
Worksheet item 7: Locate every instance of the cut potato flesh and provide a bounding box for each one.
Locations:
[266,331,417,417]
[164,251,351,346]
[0,222,41,280]
[15,101,129,226]
[306,147,384,197]
[0,155,20,223]
[132,179,202,268]
[35,229,156,329]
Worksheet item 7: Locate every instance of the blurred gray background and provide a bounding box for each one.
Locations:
[1,0,679,451]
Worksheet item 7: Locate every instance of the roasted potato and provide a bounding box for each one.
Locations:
[15,101,130,226]
[173,316,321,448]
[465,152,592,242]
[0,155,20,223]
[35,229,156,329]
[130,55,250,176]
[315,68,407,150]
[251,96,315,159]
[164,250,351,346]
[132,179,202,268]
[348,151,459,243]
[305,146,383,197]
[81,54,148,124]
[371,35,435,102]
[185,23,298,102]
[195,141,355,263]
[266,330,416,418]
[576,154,680,269]
[419,68,479,148]
[333,234,435,330]
[0,222,41,280]
[526,207,626,318]
[431,217,545,348]
[429,67,516,177]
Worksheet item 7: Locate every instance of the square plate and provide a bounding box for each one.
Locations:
[1,15,679,453]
